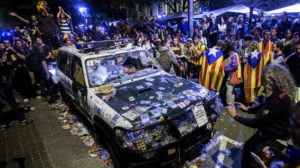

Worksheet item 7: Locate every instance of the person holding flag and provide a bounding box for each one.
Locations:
[200,40,225,91]
[243,41,264,105]
[187,35,206,82]
[224,45,243,106]
[259,30,274,67]
[257,30,274,98]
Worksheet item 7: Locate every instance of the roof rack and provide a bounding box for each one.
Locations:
[75,39,128,50]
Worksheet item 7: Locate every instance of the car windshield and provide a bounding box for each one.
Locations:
[86,50,162,87]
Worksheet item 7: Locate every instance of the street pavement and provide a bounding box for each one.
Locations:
[0,96,256,168]
[198,108,256,168]
[0,98,106,168]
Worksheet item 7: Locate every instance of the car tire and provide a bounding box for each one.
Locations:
[93,123,124,168]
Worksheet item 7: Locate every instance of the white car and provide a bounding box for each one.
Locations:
[57,40,223,168]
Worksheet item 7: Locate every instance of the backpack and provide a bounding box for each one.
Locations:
[158,49,172,72]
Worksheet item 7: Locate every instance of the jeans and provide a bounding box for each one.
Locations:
[34,71,48,97]
[226,81,235,105]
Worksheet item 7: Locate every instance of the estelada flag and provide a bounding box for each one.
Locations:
[63,33,73,41]
[36,0,48,16]
[243,50,263,103]
[200,47,225,91]
[259,40,272,68]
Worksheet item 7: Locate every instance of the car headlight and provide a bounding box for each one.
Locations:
[114,123,177,152]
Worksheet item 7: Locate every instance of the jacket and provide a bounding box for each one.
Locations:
[224,53,241,82]
[235,90,294,139]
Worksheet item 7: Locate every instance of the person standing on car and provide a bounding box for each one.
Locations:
[37,9,57,49]
[158,40,183,75]
[227,64,296,168]
[57,6,72,36]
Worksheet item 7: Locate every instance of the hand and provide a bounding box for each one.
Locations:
[9,12,16,16]
[7,46,14,52]
[227,105,237,118]
[2,55,6,62]
[235,102,248,112]
[58,6,62,11]
[180,67,184,71]
[262,146,270,154]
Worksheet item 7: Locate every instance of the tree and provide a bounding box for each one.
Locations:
[195,0,234,10]
[155,0,202,13]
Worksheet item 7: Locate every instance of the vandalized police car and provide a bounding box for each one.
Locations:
[57,40,223,168]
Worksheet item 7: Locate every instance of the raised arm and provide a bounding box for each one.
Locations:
[63,10,71,21]
[57,6,62,20]
[9,12,29,24]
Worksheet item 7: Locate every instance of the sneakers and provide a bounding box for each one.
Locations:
[24,98,30,104]
[36,96,42,100]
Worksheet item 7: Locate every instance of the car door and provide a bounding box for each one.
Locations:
[57,51,74,98]
[71,56,90,115]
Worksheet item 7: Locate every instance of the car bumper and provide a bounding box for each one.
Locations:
[116,128,212,168]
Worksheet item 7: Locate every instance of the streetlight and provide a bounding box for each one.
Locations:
[78,7,88,17]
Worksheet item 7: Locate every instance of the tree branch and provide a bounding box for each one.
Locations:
[182,0,187,11]
[162,0,176,13]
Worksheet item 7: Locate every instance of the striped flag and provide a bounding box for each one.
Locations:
[259,40,272,68]
[236,54,242,79]
[200,47,225,91]
[63,33,73,41]
[243,50,263,103]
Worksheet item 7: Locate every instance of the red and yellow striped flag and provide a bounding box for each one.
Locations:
[259,40,272,68]
[200,47,225,91]
[243,50,264,103]
[236,54,242,79]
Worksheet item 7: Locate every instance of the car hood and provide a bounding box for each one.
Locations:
[96,74,213,128]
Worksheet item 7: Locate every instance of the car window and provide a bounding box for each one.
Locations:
[72,57,85,87]
[85,50,161,87]
[58,51,73,78]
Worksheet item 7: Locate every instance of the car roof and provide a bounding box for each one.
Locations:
[58,43,145,60]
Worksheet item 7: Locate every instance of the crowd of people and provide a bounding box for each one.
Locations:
[0,0,300,167]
